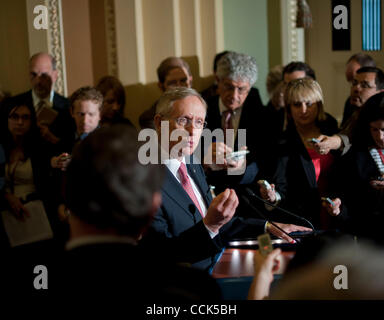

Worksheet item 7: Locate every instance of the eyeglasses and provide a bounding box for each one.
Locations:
[173,116,207,129]
[8,114,31,121]
[352,79,376,89]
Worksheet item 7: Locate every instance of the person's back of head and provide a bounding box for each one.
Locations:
[65,124,165,238]
[272,239,384,299]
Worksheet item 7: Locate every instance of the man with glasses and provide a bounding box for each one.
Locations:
[315,67,384,155]
[204,51,270,189]
[342,53,376,127]
[142,87,309,271]
[3,53,73,147]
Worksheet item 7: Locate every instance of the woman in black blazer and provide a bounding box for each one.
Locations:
[337,92,384,241]
[259,78,347,230]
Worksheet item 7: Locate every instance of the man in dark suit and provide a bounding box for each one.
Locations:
[1,124,222,301]
[5,52,73,147]
[342,53,376,127]
[315,67,384,156]
[145,87,311,271]
[204,51,271,188]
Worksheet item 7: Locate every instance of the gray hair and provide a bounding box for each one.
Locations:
[216,52,258,86]
[155,87,207,119]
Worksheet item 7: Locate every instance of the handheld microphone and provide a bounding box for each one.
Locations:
[245,187,315,230]
[240,194,294,242]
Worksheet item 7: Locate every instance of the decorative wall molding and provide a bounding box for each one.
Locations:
[48,0,67,96]
[104,0,118,77]
[281,0,305,64]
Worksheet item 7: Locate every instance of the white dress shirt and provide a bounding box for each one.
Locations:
[32,89,54,112]
[163,157,218,238]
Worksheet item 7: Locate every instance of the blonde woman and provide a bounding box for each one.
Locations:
[259,78,346,230]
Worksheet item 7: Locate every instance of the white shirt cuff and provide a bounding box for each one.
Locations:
[204,224,219,238]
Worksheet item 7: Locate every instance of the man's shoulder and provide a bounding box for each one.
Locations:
[53,92,69,109]
[8,90,33,105]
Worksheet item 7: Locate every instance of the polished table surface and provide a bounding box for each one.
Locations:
[211,248,295,279]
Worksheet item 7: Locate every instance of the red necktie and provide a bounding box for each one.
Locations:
[378,149,384,164]
[178,162,204,217]
[223,110,233,145]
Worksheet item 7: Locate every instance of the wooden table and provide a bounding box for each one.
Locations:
[212,248,295,278]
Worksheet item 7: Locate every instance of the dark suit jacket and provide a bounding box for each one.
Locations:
[271,117,347,229]
[61,242,222,300]
[205,88,272,191]
[144,159,265,271]
[341,97,358,128]
[336,147,384,241]
[0,241,222,301]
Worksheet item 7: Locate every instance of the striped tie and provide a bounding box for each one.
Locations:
[369,148,384,175]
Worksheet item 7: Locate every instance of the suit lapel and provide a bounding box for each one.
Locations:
[162,168,200,220]
[187,162,212,206]
[300,153,317,188]
[291,129,317,188]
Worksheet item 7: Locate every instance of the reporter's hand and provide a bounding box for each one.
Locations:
[314,135,342,155]
[204,142,232,170]
[51,153,71,171]
[203,188,238,234]
[248,248,282,300]
[226,146,247,171]
[370,179,384,190]
[4,193,30,220]
[267,222,312,243]
[259,183,277,203]
[322,197,341,216]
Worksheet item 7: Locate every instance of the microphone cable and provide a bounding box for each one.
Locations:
[244,187,315,230]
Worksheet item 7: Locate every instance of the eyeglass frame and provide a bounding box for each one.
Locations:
[170,116,207,129]
[8,113,32,121]
[351,79,377,90]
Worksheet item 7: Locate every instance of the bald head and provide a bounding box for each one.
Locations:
[29,52,58,99]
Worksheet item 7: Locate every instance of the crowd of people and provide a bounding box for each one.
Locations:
[0,50,383,301]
